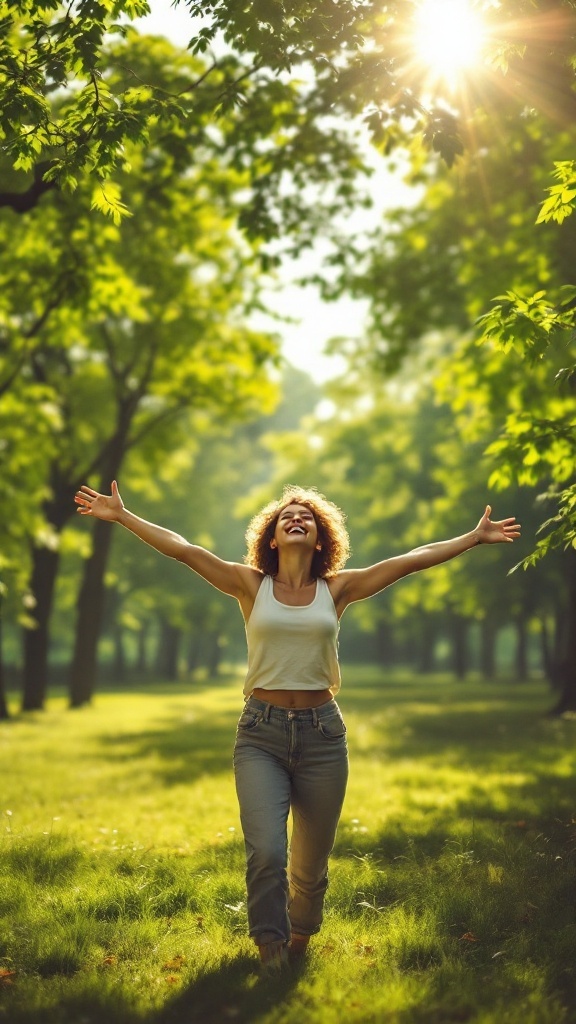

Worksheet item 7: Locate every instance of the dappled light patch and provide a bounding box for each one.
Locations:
[1,674,575,1022]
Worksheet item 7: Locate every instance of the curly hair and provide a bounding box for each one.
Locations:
[244,485,350,578]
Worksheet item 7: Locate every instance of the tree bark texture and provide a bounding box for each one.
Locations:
[68,516,116,706]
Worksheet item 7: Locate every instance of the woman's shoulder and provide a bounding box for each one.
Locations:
[232,563,265,597]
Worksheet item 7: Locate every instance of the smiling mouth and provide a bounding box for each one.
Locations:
[287,526,306,535]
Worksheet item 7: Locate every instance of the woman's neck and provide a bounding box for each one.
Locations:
[274,552,315,589]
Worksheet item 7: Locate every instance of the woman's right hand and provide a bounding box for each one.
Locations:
[74,480,124,521]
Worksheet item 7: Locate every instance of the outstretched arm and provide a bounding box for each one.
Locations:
[334,505,521,610]
[74,481,254,600]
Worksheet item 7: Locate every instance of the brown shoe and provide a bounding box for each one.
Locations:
[258,939,288,972]
[288,933,310,959]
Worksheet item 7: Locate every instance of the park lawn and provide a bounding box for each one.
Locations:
[0,668,575,1024]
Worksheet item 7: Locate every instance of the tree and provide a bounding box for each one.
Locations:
[7,0,573,227]
[1,1,372,246]
[4,2,576,707]
[475,164,576,710]
[475,162,576,569]
[330,104,576,704]
[3,23,377,709]
[0,383,62,717]
[1,38,285,710]
[68,364,321,688]
[236,335,555,682]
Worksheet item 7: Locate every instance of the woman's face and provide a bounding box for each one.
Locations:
[271,503,321,553]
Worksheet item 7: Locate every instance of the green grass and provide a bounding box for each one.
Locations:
[0,668,575,1023]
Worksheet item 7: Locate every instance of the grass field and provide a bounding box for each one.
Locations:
[1,668,575,1024]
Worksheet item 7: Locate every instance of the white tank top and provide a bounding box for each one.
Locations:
[243,575,341,698]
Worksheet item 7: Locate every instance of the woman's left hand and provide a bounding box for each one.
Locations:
[475,505,521,544]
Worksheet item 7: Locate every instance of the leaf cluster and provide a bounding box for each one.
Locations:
[2,0,510,223]
[327,107,576,572]
[536,161,576,226]
[0,33,287,616]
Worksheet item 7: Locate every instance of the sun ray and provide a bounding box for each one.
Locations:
[413,0,487,90]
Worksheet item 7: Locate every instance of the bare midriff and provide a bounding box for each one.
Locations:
[250,687,333,709]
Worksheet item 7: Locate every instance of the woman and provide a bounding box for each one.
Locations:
[74,481,520,969]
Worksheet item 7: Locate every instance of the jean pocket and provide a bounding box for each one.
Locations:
[317,713,347,739]
[237,710,262,731]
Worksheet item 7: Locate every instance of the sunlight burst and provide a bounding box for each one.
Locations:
[413,0,486,88]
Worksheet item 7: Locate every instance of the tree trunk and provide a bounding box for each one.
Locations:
[450,614,469,681]
[136,628,148,674]
[480,617,497,679]
[540,616,553,685]
[514,617,528,681]
[417,617,436,674]
[67,387,157,704]
[376,620,396,668]
[69,516,116,707]
[550,603,568,689]
[113,621,126,682]
[549,551,576,715]
[0,599,10,720]
[20,475,80,710]
[155,618,181,681]
[187,632,202,674]
[206,630,222,677]
[21,544,61,710]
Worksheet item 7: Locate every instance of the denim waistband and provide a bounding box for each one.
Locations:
[244,695,339,724]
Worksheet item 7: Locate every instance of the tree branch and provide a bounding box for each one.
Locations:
[213,57,265,105]
[0,279,71,397]
[99,323,124,388]
[0,161,58,214]
[110,59,220,100]
[125,395,191,451]
[178,60,221,95]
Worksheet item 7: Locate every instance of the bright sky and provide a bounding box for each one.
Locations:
[137,2,414,382]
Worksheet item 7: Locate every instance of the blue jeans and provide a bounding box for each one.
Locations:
[233,696,349,946]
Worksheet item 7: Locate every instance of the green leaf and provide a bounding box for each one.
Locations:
[90,181,132,224]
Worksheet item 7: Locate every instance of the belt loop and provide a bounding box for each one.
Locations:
[312,707,319,727]
[264,702,272,722]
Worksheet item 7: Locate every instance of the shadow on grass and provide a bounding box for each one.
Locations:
[344,678,576,799]
[81,675,576,819]
[5,953,304,1024]
[77,672,245,787]
[150,953,304,1024]
[334,714,576,864]
[92,711,240,786]
[3,672,575,1024]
